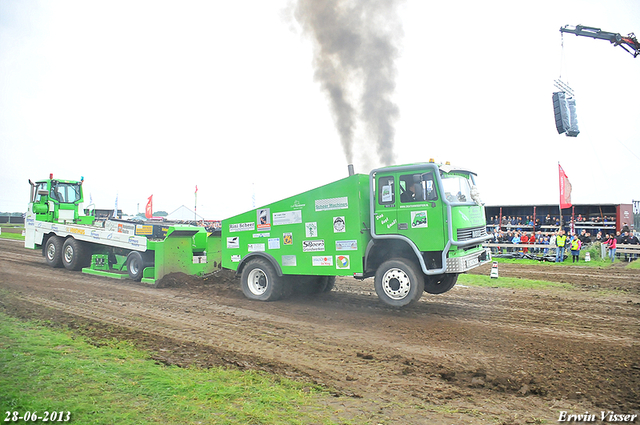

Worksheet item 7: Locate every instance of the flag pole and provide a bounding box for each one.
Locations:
[558,162,562,231]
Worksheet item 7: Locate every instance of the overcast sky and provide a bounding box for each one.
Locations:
[1,0,638,219]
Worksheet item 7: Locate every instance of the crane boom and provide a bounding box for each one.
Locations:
[560,25,639,58]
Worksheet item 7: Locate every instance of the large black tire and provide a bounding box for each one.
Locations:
[294,275,336,294]
[424,273,458,294]
[126,251,152,281]
[44,236,64,268]
[321,276,336,293]
[241,258,283,301]
[374,258,425,307]
[62,238,91,271]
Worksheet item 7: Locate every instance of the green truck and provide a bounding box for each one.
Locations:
[25,162,491,307]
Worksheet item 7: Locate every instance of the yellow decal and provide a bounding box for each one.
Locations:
[67,227,86,235]
[136,225,153,235]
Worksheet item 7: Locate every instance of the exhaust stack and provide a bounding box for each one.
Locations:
[347,164,355,176]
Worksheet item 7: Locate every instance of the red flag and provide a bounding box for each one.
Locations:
[558,164,572,209]
[145,195,153,219]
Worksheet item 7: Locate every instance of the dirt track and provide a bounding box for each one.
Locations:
[1,238,639,424]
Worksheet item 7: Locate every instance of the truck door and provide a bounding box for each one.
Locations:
[396,171,446,252]
[373,174,398,235]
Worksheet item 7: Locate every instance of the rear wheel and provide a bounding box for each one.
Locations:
[374,259,424,307]
[321,276,336,293]
[294,275,336,294]
[44,236,64,268]
[62,238,91,271]
[241,258,283,301]
[424,273,458,294]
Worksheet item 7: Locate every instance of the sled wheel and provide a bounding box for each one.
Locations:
[44,236,64,268]
[62,238,91,271]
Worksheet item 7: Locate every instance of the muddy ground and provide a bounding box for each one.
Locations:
[0,238,638,424]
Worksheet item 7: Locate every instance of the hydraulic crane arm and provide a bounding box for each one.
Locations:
[560,25,639,58]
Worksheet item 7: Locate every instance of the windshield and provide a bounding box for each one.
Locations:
[50,182,82,203]
[441,172,479,204]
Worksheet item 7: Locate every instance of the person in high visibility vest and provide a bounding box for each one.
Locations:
[570,235,582,263]
[555,230,567,262]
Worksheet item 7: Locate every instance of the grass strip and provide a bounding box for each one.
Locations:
[0,312,333,425]
[0,231,25,241]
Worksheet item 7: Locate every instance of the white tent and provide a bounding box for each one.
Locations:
[166,205,204,221]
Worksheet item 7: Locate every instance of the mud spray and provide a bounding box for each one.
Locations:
[294,0,404,171]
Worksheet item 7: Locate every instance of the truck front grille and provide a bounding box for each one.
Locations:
[456,226,487,242]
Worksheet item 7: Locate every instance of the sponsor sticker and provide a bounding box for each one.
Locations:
[227,236,239,249]
[119,223,135,234]
[312,256,333,266]
[67,227,86,235]
[315,196,348,211]
[302,240,325,252]
[282,255,297,266]
[273,210,302,225]
[135,225,153,236]
[105,221,135,234]
[231,255,241,263]
[283,233,293,245]
[381,185,393,203]
[229,222,255,232]
[253,233,270,238]
[333,216,346,233]
[336,255,350,269]
[247,243,265,252]
[268,238,280,249]
[411,211,428,228]
[305,222,318,237]
[257,208,271,230]
[335,240,358,251]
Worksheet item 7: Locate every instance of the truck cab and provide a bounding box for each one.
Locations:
[367,162,491,304]
[28,176,94,226]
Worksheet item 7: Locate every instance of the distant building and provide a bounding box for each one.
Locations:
[166,205,204,221]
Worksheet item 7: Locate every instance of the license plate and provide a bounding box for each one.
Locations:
[466,257,479,268]
[472,229,483,238]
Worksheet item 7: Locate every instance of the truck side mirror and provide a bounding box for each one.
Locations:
[37,189,48,196]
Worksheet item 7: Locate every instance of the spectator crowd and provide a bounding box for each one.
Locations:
[486,215,638,262]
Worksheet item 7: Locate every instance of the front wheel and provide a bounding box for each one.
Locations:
[241,258,283,301]
[424,273,458,294]
[374,259,424,307]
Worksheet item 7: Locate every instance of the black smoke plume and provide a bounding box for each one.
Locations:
[294,0,403,167]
